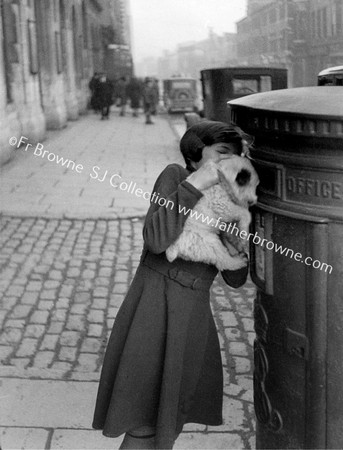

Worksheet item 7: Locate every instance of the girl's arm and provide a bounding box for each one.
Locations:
[143,164,203,254]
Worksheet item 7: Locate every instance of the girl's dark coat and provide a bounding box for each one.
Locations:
[92,164,248,449]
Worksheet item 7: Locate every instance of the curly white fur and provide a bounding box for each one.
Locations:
[166,156,259,271]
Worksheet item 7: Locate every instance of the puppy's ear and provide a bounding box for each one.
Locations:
[236,169,251,186]
[217,167,226,184]
[217,159,231,182]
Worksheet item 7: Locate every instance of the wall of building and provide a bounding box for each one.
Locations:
[0,0,46,165]
[306,0,343,85]
[247,0,274,15]
[236,0,343,88]
[154,31,237,81]
[0,0,132,166]
[236,0,302,87]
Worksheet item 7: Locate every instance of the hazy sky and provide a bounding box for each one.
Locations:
[130,0,247,61]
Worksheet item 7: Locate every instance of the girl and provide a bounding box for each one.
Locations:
[92,120,249,450]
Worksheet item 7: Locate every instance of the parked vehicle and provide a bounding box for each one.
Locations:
[317,65,343,86]
[201,67,288,123]
[163,77,198,113]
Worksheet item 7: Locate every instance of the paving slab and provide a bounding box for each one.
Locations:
[0,427,51,450]
[51,429,122,450]
[174,432,245,450]
[0,378,97,429]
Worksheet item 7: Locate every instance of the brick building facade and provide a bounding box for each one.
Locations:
[305,0,343,85]
[236,0,343,87]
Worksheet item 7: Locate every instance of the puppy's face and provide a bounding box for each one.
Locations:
[217,156,259,207]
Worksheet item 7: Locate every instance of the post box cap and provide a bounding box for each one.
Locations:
[228,87,343,143]
[228,87,343,118]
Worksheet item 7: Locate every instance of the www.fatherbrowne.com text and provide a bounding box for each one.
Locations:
[10,135,333,274]
[177,203,333,274]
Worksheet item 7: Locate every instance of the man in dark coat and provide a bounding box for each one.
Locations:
[88,72,101,112]
[143,77,159,124]
[126,77,142,117]
[97,74,114,120]
[115,77,128,116]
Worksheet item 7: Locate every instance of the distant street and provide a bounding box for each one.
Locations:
[0,109,256,450]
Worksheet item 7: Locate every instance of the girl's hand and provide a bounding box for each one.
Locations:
[186,160,219,191]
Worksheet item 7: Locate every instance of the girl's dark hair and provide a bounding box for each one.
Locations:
[180,120,243,171]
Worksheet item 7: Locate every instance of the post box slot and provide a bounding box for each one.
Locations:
[284,327,309,360]
[256,165,277,195]
[252,160,284,200]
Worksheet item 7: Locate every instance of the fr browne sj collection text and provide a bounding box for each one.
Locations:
[10,135,167,204]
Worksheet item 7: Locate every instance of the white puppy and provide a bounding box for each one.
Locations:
[166,156,259,271]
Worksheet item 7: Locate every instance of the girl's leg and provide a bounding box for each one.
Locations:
[120,102,126,116]
[119,426,156,450]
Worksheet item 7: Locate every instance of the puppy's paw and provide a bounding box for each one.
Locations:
[222,240,240,256]
[166,246,177,262]
[218,254,246,271]
[220,231,246,255]
[227,253,248,270]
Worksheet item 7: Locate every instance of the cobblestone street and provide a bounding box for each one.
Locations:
[0,111,256,450]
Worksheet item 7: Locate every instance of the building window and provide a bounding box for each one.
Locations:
[336,0,342,35]
[269,7,276,23]
[322,8,327,37]
[317,10,321,38]
[295,9,306,41]
[279,3,285,20]
[311,11,316,39]
[53,0,58,19]
[270,34,277,53]
[332,3,336,35]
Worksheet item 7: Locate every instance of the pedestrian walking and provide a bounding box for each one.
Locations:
[92,120,249,450]
[126,77,142,117]
[88,72,101,113]
[115,77,128,117]
[151,78,160,116]
[97,74,114,120]
[142,77,159,124]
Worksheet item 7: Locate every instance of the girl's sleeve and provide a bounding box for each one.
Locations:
[143,164,203,254]
[221,263,249,288]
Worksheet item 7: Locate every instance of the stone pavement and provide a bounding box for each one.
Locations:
[0,110,256,450]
